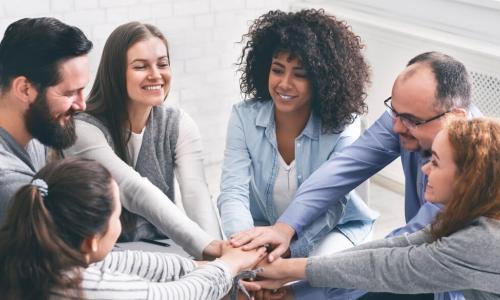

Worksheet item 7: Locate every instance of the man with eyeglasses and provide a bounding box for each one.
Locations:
[231,52,481,300]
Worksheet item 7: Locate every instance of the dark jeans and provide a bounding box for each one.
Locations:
[359,292,434,300]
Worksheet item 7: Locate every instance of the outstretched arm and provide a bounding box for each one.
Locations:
[175,110,222,240]
[65,120,213,258]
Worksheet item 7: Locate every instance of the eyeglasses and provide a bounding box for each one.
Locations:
[384,97,450,129]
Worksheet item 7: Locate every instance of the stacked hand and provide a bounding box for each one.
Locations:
[229,223,296,262]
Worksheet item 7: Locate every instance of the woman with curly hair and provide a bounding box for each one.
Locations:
[253,118,500,300]
[217,9,378,258]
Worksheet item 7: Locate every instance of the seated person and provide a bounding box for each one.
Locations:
[0,158,266,299]
[0,17,92,220]
[64,22,222,259]
[218,9,377,258]
[251,118,500,300]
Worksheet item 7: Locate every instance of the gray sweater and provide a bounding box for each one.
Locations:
[307,217,500,300]
[0,128,47,222]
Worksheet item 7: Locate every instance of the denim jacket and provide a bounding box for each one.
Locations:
[217,100,378,257]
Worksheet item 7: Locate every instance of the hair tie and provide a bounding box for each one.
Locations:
[31,178,49,198]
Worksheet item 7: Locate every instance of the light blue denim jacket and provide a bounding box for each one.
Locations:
[217,100,378,257]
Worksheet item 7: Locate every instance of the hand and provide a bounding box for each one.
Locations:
[219,242,267,276]
[230,223,295,262]
[252,257,307,290]
[202,240,224,260]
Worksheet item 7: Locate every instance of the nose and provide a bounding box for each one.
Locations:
[73,89,86,112]
[277,72,292,90]
[148,66,161,80]
[421,161,430,175]
[392,116,409,134]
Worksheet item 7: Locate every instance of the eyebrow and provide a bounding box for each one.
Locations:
[431,150,440,160]
[129,56,169,64]
[271,61,305,70]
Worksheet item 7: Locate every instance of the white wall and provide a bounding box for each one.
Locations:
[0,0,294,196]
[2,0,498,194]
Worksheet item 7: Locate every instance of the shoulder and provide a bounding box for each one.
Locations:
[232,99,271,114]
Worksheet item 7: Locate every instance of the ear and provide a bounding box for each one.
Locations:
[10,76,38,104]
[80,234,100,254]
[449,107,467,118]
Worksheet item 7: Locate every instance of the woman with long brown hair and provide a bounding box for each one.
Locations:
[251,118,500,299]
[63,22,223,259]
[0,158,266,299]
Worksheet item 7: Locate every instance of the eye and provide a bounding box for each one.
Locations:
[294,71,307,78]
[430,158,438,167]
[132,64,146,70]
[271,67,284,75]
[158,60,170,68]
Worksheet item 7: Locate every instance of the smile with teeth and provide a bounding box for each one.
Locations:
[278,93,295,100]
[143,84,162,91]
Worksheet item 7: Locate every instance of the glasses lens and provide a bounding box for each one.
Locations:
[400,117,417,129]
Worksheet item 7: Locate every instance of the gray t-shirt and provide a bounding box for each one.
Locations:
[307,217,500,300]
[0,128,46,222]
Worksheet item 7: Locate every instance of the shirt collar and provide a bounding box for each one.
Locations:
[255,100,320,140]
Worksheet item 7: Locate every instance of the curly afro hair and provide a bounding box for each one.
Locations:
[237,9,370,133]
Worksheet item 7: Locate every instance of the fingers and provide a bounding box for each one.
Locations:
[241,234,274,251]
[268,244,288,262]
[230,228,261,247]
[252,279,284,290]
[241,280,261,292]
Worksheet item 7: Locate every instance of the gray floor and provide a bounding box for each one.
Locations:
[369,181,406,240]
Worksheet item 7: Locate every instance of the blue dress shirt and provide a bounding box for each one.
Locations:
[281,107,481,300]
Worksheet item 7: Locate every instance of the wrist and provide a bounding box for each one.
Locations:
[274,222,296,240]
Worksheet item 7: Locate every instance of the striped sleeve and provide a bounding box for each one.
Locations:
[81,251,232,299]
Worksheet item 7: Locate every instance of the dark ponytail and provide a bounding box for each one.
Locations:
[0,158,114,299]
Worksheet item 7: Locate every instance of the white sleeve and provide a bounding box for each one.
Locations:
[64,120,213,258]
[83,251,232,300]
[175,111,222,239]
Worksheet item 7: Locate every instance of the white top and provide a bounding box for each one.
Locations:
[50,250,232,300]
[127,128,145,168]
[65,110,221,258]
[272,155,297,217]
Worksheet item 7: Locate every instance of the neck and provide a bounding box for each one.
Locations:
[0,99,32,148]
[274,108,311,138]
[127,103,152,133]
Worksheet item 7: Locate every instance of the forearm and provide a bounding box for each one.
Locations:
[96,251,198,282]
[176,111,222,240]
[218,194,255,237]
[149,259,233,300]
[305,245,465,293]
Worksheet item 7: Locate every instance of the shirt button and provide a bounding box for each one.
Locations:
[297,143,301,147]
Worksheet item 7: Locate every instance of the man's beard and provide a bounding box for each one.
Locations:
[25,91,77,150]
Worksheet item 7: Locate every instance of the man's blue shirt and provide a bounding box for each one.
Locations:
[280,107,481,300]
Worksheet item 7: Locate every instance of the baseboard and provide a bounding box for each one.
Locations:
[372,174,404,195]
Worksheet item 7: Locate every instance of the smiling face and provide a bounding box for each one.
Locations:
[421,129,457,204]
[391,63,448,151]
[25,55,90,149]
[268,52,311,116]
[125,37,171,111]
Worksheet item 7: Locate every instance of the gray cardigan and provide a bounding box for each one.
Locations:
[64,106,216,258]
[307,216,500,300]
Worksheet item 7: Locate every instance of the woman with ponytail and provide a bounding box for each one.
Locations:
[0,158,266,299]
